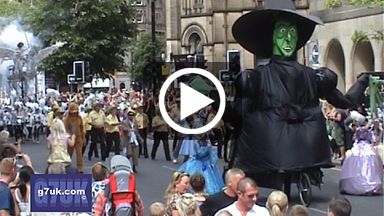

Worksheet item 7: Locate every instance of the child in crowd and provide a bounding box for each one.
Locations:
[91,162,110,215]
[189,173,208,206]
[266,190,288,216]
[150,202,166,216]
[289,205,308,216]
[327,196,351,216]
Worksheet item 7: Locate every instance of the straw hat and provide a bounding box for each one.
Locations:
[93,100,101,107]
[127,108,136,115]
[106,104,117,113]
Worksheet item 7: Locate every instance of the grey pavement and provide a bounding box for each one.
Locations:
[20,135,383,216]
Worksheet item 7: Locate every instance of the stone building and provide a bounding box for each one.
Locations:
[309,0,383,92]
[165,0,383,92]
[115,0,166,90]
[133,0,166,34]
[165,0,309,74]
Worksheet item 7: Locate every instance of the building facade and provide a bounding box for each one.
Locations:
[309,0,383,92]
[165,0,383,92]
[165,0,310,75]
[133,0,166,34]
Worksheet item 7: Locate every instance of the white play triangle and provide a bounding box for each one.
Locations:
[180,82,214,120]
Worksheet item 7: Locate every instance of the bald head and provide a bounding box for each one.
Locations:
[237,177,257,193]
[225,168,245,184]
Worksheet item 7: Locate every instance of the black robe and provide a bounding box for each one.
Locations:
[231,56,368,174]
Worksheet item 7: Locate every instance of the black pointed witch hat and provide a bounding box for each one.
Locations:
[232,0,322,57]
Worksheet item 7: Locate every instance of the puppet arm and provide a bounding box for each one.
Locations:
[316,67,369,109]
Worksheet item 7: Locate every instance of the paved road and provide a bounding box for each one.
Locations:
[20,136,383,216]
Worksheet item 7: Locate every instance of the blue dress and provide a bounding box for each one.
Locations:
[178,142,225,195]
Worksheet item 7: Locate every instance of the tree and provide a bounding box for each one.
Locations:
[0,0,30,17]
[131,32,165,84]
[23,0,136,81]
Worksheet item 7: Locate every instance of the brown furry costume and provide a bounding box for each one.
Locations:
[64,102,85,172]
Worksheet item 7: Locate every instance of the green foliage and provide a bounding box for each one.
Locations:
[131,32,165,84]
[350,0,384,5]
[352,30,370,43]
[0,0,31,17]
[351,29,383,43]
[325,0,384,8]
[23,0,136,81]
[372,30,384,41]
[325,0,343,9]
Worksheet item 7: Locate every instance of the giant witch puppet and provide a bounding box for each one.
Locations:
[229,0,368,182]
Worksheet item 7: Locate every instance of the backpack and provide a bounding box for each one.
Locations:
[104,169,136,216]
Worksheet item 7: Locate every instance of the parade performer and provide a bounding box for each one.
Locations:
[47,118,75,168]
[105,104,121,158]
[134,102,149,158]
[120,108,142,173]
[229,0,369,182]
[89,101,106,161]
[82,105,93,156]
[178,136,224,195]
[340,124,383,195]
[64,102,85,173]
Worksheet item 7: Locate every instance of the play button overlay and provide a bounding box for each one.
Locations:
[180,83,214,120]
[159,68,226,134]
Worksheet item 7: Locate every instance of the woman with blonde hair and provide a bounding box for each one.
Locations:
[266,190,288,216]
[47,118,75,167]
[164,172,190,216]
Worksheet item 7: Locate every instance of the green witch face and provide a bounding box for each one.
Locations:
[272,19,298,57]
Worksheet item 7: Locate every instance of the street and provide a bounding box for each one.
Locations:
[21,136,383,216]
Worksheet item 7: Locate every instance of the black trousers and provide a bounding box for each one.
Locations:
[90,127,105,160]
[82,130,91,155]
[33,125,41,140]
[27,127,32,139]
[138,128,148,157]
[105,131,120,158]
[172,130,179,151]
[7,125,14,137]
[151,131,171,160]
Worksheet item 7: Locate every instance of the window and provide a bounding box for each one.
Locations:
[193,0,204,13]
[132,0,143,5]
[132,9,144,23]
[155,12,161,24]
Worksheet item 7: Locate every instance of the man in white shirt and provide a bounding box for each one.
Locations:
[215,177,269,216]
